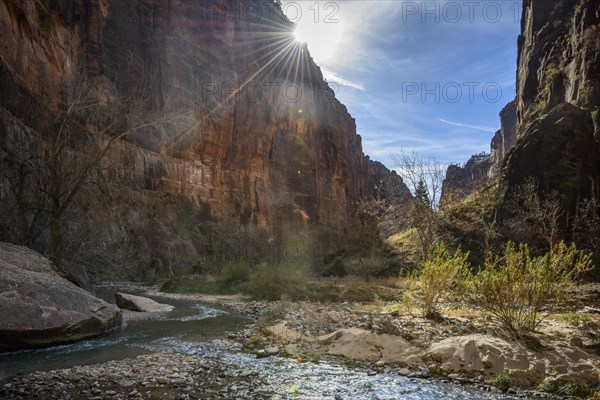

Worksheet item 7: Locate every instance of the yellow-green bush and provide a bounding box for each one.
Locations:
[246,263,309,300]
[413,244,470,318]
[219,259,252,284]
[471,242,592,332]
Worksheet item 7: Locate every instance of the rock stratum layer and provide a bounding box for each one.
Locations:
[0,242,122,351]
[0,0,409,279]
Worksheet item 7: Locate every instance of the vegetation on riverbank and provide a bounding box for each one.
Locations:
[158,243,599,398]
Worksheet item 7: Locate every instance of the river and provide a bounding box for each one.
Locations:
[0,285,537,399]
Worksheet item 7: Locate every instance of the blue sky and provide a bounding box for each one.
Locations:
[283,0,522,168]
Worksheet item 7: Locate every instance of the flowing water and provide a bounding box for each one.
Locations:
[0,286,535,399]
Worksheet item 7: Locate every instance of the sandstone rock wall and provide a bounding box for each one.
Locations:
[0,0,409,279]
[494,0,600,268]
[487,101,517,180]
[516,0,600,129]
[441,154,490,203]
[440,101,516,203]
[502,0,600,223]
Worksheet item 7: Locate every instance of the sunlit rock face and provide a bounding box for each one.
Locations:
[487,101,516,181]
[441,155,490,204]
[0,0,409,279]
[440,101,516,203]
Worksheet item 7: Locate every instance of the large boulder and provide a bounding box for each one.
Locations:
[114,293,174,312]
[0,243,122,351]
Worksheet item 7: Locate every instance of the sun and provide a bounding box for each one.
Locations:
[293,28,307,44]
[293,20,343,64]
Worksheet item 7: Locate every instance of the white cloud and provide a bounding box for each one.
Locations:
[439,119,497,133]
[322,69,364,90]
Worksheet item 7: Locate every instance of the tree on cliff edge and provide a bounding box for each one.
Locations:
[0,76,177,274]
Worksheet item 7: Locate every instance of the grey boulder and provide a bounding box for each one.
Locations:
[114,292,174,312]
[0,243,122,351]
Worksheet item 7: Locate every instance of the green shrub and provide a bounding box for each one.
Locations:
[537,377,557,393]
[247,263,309,301]
[243,335,265,350]
[414,244,470,318]
[219,259,251,284]
[344,359,363,369]
[471,242,592,332]
[546,63,563,85]
[492,374,511,392]
[558,381,592,397]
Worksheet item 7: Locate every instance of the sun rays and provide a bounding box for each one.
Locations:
[164,2,343,146]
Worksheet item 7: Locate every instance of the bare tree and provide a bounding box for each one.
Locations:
[502,178,562,252]
[0,74,181,274]
[391,152,445,211]
[391,151,446,258]
[571,198,600,258]
[478,188,501,257]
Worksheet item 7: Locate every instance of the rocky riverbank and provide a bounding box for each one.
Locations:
[0,350,270,400]
[1,284,598,399]
[1,344,542,400]
[138,287,600,396]
[237,299,599,395]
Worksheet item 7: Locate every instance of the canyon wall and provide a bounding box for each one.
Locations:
[441,101,517,203]
[488,101,517,180]
[0,0,409,280]
[445,0,600,220]
[501,0,600,227]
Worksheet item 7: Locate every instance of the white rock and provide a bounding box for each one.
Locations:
[115,293,174,313]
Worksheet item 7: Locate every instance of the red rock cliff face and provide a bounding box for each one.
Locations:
[0,0,408,279]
